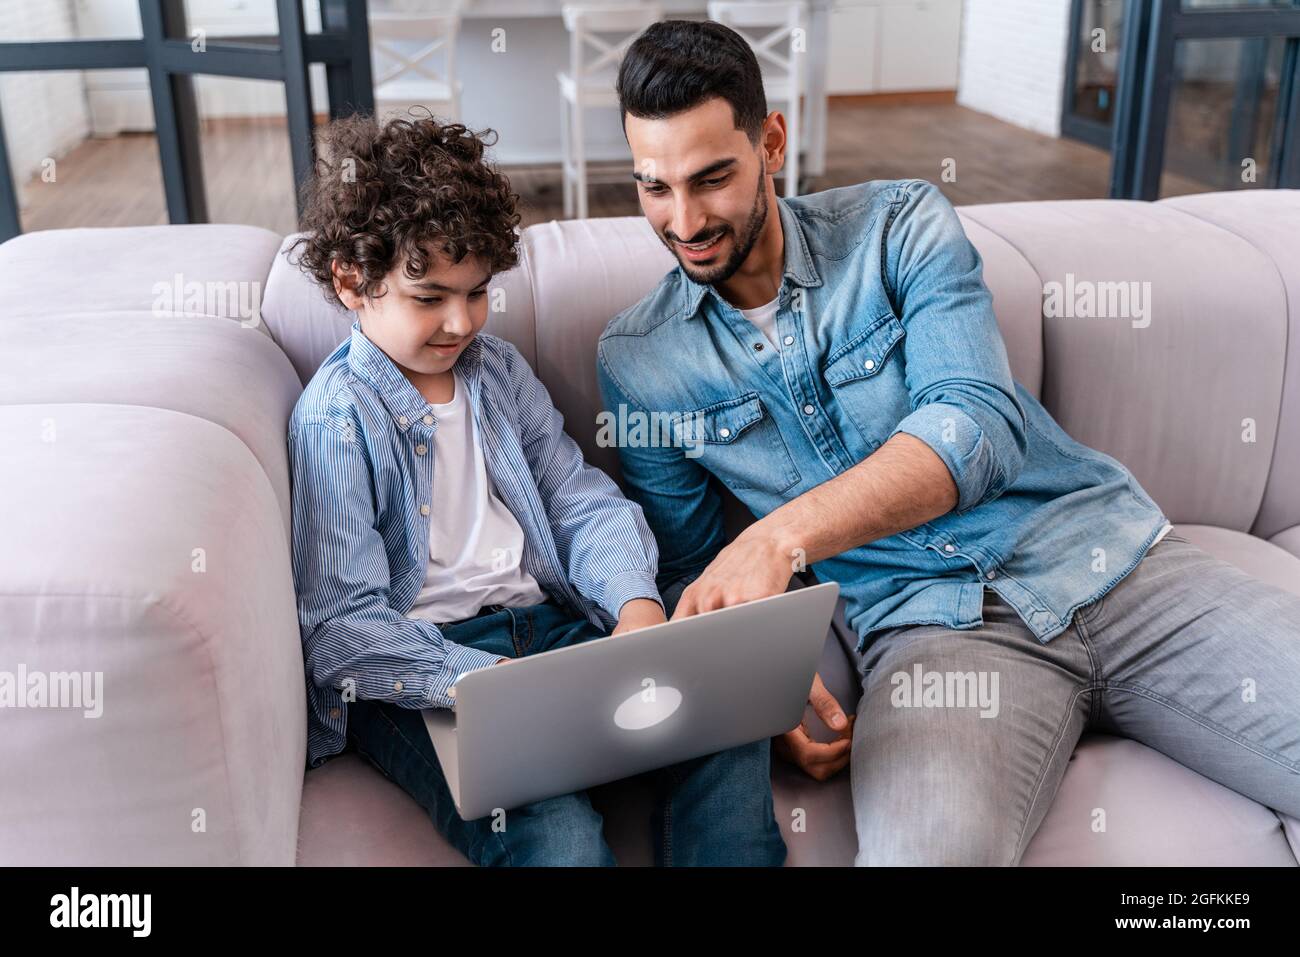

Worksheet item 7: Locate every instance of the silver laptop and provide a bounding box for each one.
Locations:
[421,581,840,820]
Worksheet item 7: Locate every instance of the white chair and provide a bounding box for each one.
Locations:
[370,7,464,124]
[558,3,663,219]
[707,0,807,197]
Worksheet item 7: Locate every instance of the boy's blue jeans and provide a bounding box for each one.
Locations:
[346,599,787,866]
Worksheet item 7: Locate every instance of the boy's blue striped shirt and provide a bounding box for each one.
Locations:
[289,320,662,768]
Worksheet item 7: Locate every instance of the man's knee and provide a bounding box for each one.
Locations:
[854,816,1025,866]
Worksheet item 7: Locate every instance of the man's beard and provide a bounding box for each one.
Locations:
[664,169,768,287]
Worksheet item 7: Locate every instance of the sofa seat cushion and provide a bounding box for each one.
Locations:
[1020,734,1297,865]
[1173,523,1300,594]
[297,750,860,867]
[297,752,470,867]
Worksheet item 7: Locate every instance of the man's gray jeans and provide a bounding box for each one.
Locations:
[848,532,1300,865]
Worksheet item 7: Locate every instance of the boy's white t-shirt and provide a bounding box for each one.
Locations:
[406,368,547,624]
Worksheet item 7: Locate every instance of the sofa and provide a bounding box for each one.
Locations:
[1,187,1297,866]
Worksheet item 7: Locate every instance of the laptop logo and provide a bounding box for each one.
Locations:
[614,680,682,730]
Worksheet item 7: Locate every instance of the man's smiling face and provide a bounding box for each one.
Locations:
[625,96,773,286]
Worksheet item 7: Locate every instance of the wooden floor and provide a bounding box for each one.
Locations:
[14,101,1210,237]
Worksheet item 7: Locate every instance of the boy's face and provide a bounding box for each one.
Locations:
[624,96,779,286]
[333,248,491,379]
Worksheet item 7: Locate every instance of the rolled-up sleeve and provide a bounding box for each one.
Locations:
[884,182,1027,514]
[289,416,502,711]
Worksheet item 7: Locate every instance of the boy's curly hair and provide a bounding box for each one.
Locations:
[291,111,521,308]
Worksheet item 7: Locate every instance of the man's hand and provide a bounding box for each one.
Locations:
[611,597,668,636]
[670,525,796,620]
[672,434,959,623]
[772,672,854,782]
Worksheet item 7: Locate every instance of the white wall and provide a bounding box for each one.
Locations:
[957,0,1072,137]
[0,0,92,207]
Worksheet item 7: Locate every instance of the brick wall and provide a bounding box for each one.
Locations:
[957,0,1072,137]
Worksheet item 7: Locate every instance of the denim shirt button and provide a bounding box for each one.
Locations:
[783,335,794,346]
[864,359,876,370]
[943,544,956,553]
[985,569,998,580]
[718,427,731,438]
[803,404,815,415]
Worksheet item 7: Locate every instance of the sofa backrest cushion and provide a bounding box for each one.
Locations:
[1157,190,1300,541]
[960,197,1291,532]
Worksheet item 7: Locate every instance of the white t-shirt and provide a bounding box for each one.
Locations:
[406,369,547,624]
[739,295,781,351]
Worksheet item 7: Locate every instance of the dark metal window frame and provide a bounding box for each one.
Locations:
[0,0,374,242]
[1063,0,1300,198]
[1060,0,1128,151]
[1121,0,1300,198]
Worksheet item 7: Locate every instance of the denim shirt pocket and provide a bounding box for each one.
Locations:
[683,392,801,493]
[823,312,905,386]
[822,313,908,450]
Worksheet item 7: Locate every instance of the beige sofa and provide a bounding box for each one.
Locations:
[1,188,1297,865]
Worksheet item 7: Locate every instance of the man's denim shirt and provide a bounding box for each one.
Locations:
[290,321,662,767]
[597,179,1168,651]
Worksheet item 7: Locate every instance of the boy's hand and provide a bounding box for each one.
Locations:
[611,598,667,636]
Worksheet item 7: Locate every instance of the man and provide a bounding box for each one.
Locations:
[596,20,1300,865]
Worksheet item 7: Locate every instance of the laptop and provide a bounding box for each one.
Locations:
[421,580,840,820]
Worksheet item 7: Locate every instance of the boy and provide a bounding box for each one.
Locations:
[287,113,784,866]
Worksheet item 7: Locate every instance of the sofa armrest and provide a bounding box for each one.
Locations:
[0,404,305,865]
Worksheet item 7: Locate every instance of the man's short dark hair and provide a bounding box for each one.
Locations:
[617,19,767,145]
